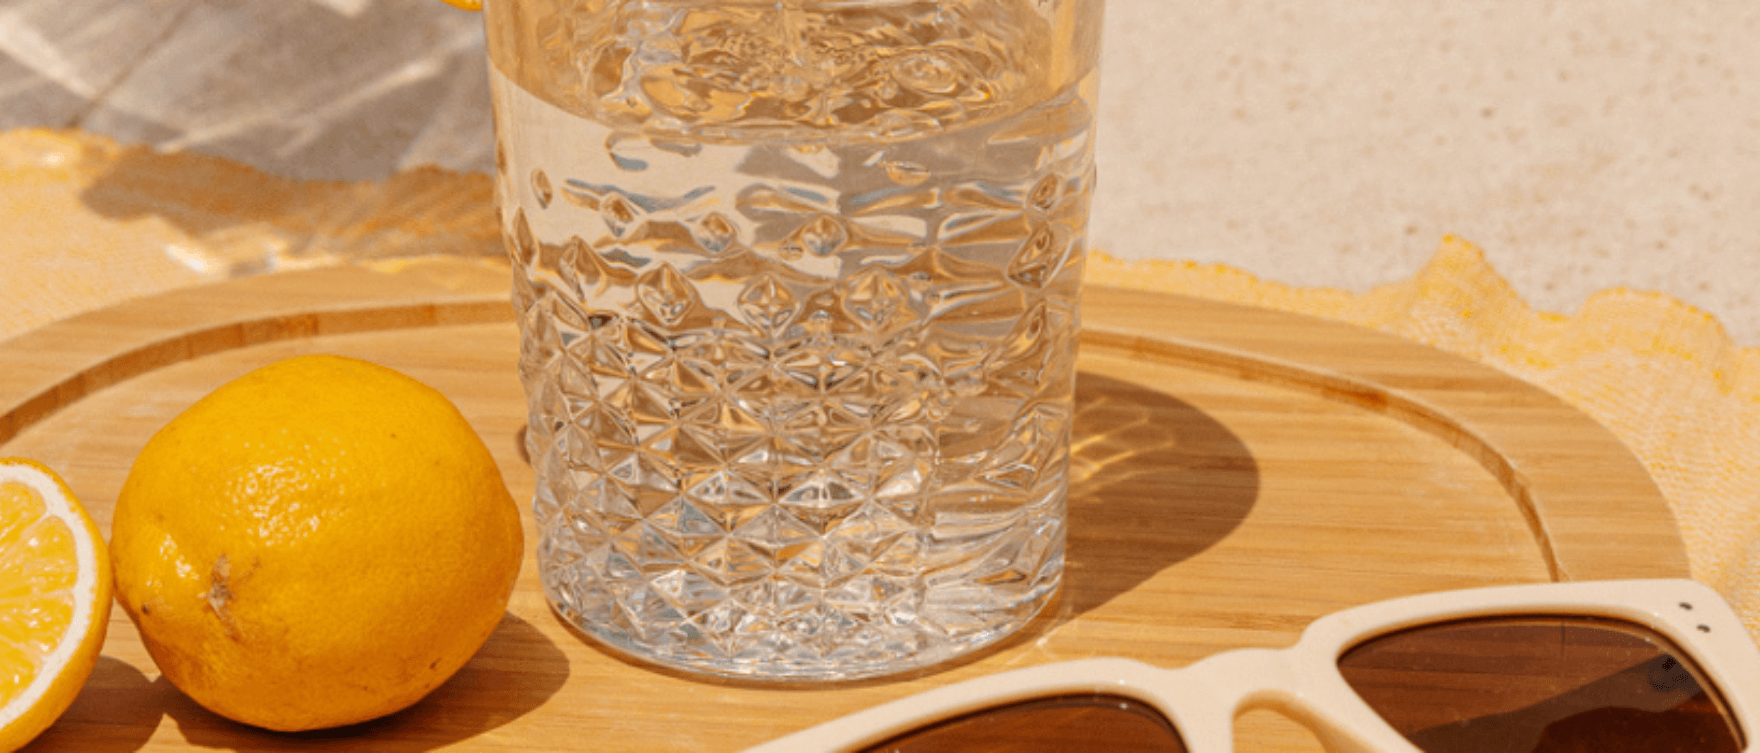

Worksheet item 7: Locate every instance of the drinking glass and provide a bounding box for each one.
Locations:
[485,0,1105,681]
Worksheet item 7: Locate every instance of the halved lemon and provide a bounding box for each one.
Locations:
[0,459,111,750]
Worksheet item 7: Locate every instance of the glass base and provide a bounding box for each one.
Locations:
[541,575,1062,682]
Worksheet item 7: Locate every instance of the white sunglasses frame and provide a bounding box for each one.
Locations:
[747,579,1760,753]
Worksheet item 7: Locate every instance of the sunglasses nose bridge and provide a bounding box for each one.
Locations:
[1177,646,1420,753]
[1170,647,1305,752]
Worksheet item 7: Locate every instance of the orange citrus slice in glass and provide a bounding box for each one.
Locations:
[0,458,111,749]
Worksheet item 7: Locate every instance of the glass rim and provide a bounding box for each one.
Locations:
[744,579,1760,752]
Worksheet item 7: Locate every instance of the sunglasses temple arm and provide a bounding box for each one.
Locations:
[1172,648,1415,753]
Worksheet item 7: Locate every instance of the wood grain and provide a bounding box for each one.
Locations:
[0,264,1688,751]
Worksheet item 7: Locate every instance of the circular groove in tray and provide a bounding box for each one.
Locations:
[1080,324,1563,580]
[0,266,1686,584]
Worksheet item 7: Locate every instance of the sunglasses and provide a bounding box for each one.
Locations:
[747,579,1759,752]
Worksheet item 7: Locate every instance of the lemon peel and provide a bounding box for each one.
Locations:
[110,355,523,731]
[0,458,112,750]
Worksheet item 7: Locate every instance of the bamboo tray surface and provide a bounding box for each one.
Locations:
[0,264,1687,752]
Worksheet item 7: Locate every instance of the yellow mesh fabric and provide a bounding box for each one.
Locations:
[0,129,502,339]
[6,127,1759,641]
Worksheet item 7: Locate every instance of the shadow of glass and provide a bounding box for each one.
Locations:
[1056,371,1260,615]
[519,370,1260,688]
[23,655,164,752]
[830,370,1263,681]
[154,612,567,751]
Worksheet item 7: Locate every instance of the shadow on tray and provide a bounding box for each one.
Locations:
[26,612,566,752]
[1057,371,1260,616]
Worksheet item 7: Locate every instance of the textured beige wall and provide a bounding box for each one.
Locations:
[1094,1,1760,344]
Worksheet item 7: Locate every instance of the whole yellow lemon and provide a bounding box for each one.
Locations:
[110,355,523,732]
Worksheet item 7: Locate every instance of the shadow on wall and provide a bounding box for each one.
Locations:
[0,0,495,182]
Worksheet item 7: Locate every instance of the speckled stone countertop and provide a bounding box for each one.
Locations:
[3,0,1756,343]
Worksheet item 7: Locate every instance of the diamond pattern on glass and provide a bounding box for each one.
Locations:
[501,59,1094,679]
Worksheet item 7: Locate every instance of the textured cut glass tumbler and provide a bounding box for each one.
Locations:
[486,0,1104,681]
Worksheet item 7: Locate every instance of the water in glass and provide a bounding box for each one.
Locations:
[489,0,1101,680]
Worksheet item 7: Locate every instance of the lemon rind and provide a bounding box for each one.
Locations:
[0,461,104,730]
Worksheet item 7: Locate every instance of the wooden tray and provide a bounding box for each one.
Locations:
[0,264,1687,752]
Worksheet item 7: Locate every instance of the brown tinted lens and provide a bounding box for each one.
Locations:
[1338,615,1743,753]
[857,694,1186,753]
